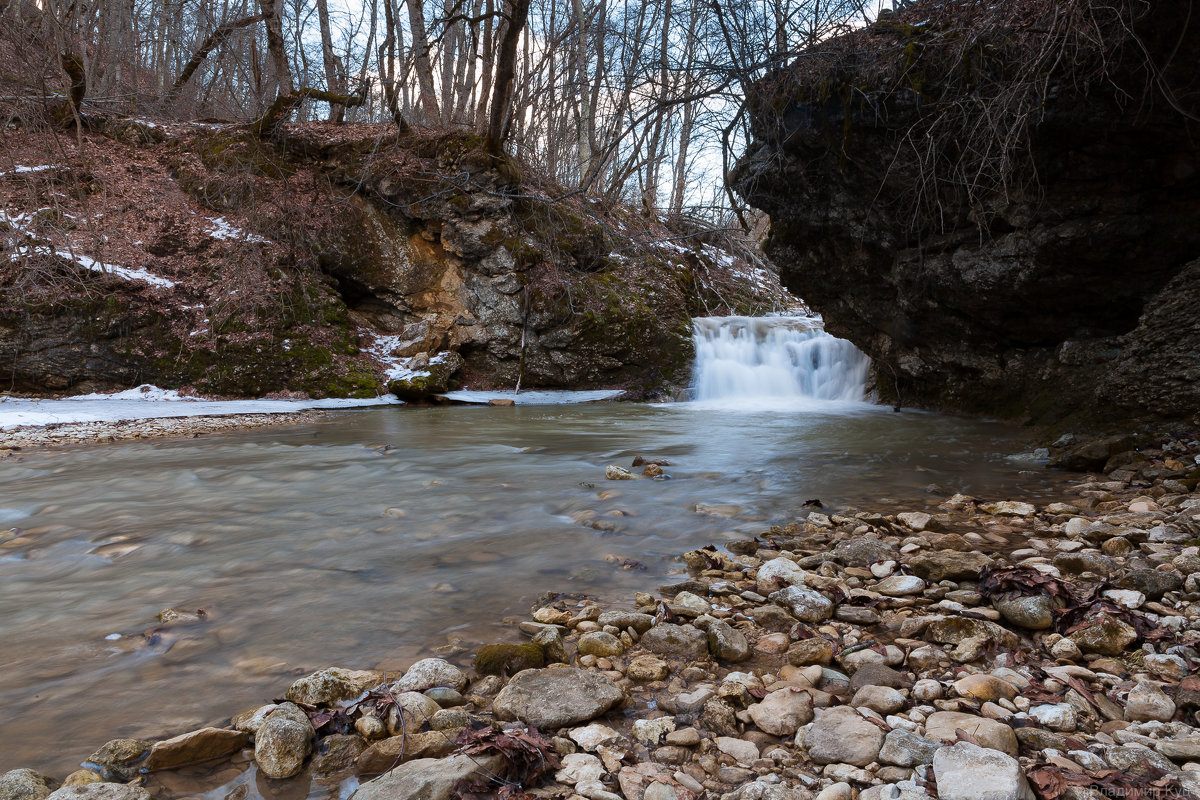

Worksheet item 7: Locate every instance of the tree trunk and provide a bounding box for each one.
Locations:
[165,12,268,103]
[486,0,531,155]
[316,0,346,121]
[258,0,293,97]
[473,0,494,132]
[405,0,440,122]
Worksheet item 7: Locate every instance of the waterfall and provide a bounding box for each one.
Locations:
[690,315,871,405]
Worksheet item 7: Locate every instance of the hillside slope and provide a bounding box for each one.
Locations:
[1,121,788,399]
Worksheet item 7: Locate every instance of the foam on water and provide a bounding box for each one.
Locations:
[689,315,872,408]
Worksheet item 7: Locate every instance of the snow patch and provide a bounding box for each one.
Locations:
[205,217,271,244]
[360,331,431,382]
[0,384,401,430]
[2,208,176,288]
[439,389,625,405]
[0,165,54,176]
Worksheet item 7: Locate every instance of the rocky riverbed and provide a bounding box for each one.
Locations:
[3,433,1200,800]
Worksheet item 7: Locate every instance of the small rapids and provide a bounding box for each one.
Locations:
[690,315,871,405]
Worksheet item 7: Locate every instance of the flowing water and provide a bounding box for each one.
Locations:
[691,315,871,404]
[0,316,1062,788]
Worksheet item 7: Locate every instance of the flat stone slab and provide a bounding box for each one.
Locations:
[493,668,625,729]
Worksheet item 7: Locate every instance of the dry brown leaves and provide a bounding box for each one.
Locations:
[450,721,561,800]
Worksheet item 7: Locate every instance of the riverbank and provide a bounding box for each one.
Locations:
[0,411,333,449]
[2,430,1198,800]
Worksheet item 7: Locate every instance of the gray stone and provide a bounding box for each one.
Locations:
[83,740,151,783]
[1052,553,1116,576]
[926,617,1019,650]
[597,611,654,633]
[1114,570,1182,600]
[803,706,885,767]
[907,552,992,583]
[254,702,315,779]
[387,692,442,735]
[350,753,505,800]
[493,668,624,729]
[716,736,760,764]
[638,624,709,659]
[747,687,815,736]
[897,512,933,531]
[836,606,881,625]
[851,685,906,715]
[45,788,150,800]
[878,729,941,767]
[0,770,53,800]
[924,712,1017,756]
[932,742,1034,800]
[579,631,624,657]
[769,585,834,623]
[874,575,926,596]
[1068,616,1138,656]
[424,687,466,708]
[830,538,898,567]
[848,663,910,692]
[756,557,807,594]
[1125,681,1176,722]
[707,620,750,662]
[393,658,469,693]
[288,667,381,706]
[555,752,604,786]
[748,605,797,632]
[1104,745,1177,775]
[356,733,458,773]
[312,734,368,775]
[994,595,1055,630]
[531,626,567,663]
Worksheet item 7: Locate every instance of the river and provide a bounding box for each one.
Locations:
[0,317,1064,786]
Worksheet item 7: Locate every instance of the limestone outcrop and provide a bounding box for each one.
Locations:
[732,0,1200,427]
[2,124,785,399]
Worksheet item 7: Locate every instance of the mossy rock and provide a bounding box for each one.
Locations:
[474,643,545,677]
[388,352,464,401]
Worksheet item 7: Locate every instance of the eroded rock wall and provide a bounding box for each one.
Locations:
[732,0,1200,427]
[1,124,785,398]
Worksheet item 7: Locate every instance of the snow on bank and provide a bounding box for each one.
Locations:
[0,165,55,176]
[2,209,176,288]
[0,385,400,430]
[205,216,271,244]
[358,331,457,383]
[439,389,625,405]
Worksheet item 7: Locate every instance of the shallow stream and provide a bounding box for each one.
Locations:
[0,400,1062,780]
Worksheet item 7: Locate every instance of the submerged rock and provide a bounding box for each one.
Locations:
[474,642,544,676]
[144,727,249,770]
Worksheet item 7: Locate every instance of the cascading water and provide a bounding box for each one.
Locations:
[690,315,872,404]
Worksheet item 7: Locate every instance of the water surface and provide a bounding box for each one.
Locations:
[0,402,1056,777]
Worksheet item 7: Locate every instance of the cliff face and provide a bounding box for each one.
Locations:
[1,123,785,399]
[733,0,1200,427]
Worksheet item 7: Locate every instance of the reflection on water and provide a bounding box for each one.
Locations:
[0,402,1052,777]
